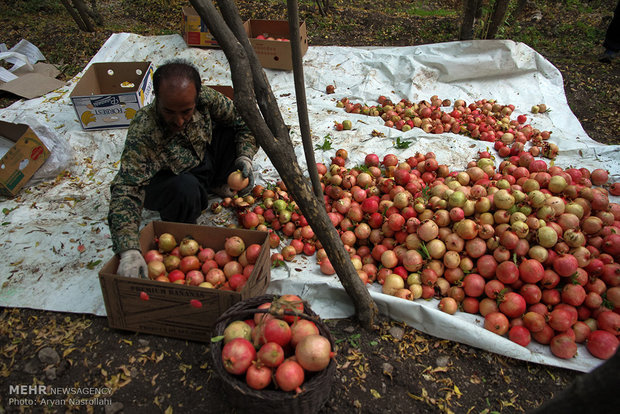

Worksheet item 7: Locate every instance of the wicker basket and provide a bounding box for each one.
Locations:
[210,294,336,414]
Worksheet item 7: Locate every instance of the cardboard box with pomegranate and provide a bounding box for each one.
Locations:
[0,120,50,197]
[70,62,154,130]
[98,221,271,342]
[182,6,251,48]
[249,19,308,70]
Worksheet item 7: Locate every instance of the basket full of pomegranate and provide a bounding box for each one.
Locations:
[210,294,336,414]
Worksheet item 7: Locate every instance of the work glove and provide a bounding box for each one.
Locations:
[209,183,235,198]
[234,155,255,196]
[117,249,148,279]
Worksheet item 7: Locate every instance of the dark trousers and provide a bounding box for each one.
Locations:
[143,127,237,223]
[604,1,620,52]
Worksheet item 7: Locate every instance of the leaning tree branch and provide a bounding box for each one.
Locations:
[189,0,378,329]
[287,0,323,199]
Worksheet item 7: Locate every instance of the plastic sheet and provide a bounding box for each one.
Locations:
[0,33,618,373]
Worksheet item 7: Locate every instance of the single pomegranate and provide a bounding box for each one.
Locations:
[290,319,320,347]
[246,363,272,390]
[484,312,510,336]
[550,333,578,359]
[228,170,249,191]
[257,342,285,368]
[295,334,334,372]
[587,330,619,359]
[262,318,292,347]
[509,325,531,347]
[221,338,256,375]
[275,359,305,393]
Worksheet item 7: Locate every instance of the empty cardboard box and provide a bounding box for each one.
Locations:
[70,62,154,130]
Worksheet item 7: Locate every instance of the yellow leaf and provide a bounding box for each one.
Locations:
[370,389,381,399]
[63,348,76,358]
[119,365,131,376]
[453,385,463,396]
[408,392,424,401]
[121,339,132,346]
[165,406,174,414]
[156,353,164,363]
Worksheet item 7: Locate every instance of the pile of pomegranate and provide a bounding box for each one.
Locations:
[223,147,619,361]
[335,95,560,159]
[142,233,263,292]
[218,295,334,392]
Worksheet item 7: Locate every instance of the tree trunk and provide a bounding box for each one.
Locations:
[486,0,511,39]
[71,0,95,32]
[287,0,323,199]
[61,0,102,32]
[316,0,330,16]
[459,0,478,40]
[60,0,87,31]
[189,0,378,329]
[88,0,104,26]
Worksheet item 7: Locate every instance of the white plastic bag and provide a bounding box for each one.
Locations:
[19,116,74,183]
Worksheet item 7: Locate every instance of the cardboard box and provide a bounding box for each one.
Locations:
[207,85,234,100]
[0,120,50,197]
[69,62,154,130]
[98,221,271,342]
[182,6,251,48]
[249,19,308,70]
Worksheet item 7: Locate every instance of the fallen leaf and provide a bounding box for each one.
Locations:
[63,348,77,358]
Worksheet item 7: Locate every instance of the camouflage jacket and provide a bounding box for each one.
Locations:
[108,86,258,254]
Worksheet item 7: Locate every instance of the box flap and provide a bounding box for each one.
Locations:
[0,120,28,143]
[0,72,66,100]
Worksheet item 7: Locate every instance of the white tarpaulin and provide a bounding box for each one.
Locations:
[1,33,618,374]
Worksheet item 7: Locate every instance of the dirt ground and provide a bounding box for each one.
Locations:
[1,1,618,413]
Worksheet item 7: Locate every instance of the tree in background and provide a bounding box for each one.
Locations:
[60,0,103,32]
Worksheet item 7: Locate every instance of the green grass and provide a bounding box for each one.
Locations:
[406,7,457,17]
